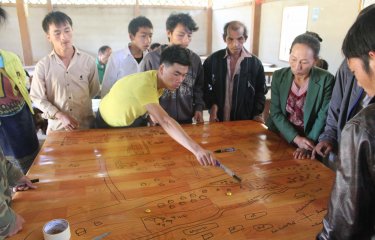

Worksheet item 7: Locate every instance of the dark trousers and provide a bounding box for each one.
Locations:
[95,110,148,129]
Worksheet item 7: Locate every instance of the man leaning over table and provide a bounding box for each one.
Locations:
[96,45,216,166]
[30,11,99,133]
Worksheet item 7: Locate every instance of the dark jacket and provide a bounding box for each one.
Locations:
[318,60,364,151]
[203,49,267,121]
[266,67,334,143]
[141,45,204,123]
[317,100,375,240]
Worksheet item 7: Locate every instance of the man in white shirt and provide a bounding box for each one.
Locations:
[30,11,100,133]
[100,16,153,98]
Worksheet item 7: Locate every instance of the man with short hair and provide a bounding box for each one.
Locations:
[96,45,112,84]
[317,4,375,239]
[97,45,215,166]
[204,21,267,122]
[30,11,100,133]
[101,16,153,97]
[141,13,204,124]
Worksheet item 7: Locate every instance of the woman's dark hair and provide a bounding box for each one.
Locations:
[342,4,375,73]
[160,45,191,67]
[42,11,72,33]
[305,31,322,42]
[290,33,320,59]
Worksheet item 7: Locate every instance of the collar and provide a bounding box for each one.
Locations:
[223,47,252,59]
[49,46,79,57]
[124,43,149,58]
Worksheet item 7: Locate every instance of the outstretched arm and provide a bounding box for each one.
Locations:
[145,103,216,166]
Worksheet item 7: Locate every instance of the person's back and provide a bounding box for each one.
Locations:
[141,13,204,124]
[99,70,161,127]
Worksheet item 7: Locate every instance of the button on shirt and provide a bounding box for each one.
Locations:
[30,48,100,132]
[100,45,148,98]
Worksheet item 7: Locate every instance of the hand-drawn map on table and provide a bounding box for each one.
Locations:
[13,121,334,240]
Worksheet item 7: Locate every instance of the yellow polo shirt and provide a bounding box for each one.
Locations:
[99,70,163,127]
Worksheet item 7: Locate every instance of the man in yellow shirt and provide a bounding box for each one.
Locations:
[97,45,215,166]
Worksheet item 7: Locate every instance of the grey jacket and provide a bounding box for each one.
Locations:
[317,101,375,239]
[318,60,364,151]
[140,45,205,123]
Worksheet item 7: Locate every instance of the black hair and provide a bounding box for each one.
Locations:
[290,33,320,59]
[150,42,161,51]
[0,6,7,24]
[42,11,72,33]
[98,45,111,55]
[223,21,248,40]
[160,45,191,67]
[342,4,375,73]
[166,12,198,33]
[128,16,153,36]
[305,31,322,42]
[316,58,329,70]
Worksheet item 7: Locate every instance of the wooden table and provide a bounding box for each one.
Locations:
[13,121,334,240]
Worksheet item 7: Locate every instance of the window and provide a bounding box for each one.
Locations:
[279,5,308,61]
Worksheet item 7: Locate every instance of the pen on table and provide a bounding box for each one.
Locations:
[214,147,236,153]
[30,178,39,183]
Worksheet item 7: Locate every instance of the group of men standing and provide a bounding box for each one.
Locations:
[27,11,267,166]
[1,4,375,239]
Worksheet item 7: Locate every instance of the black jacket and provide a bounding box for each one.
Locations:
[203,49,267,121]
[317,100,375,240]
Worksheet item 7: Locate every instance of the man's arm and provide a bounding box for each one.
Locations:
[30,61,79,130]
[30,61,60,119]
[251,58,267,117]
[313,61,352,158]
[203,56,219,122]
[192,56,205,119]
[145,103,215,166]
[317,61,351,146]
[88,57,100,98]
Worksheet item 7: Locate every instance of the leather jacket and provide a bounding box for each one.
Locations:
[317,101,375,240]
[203,49,267,121]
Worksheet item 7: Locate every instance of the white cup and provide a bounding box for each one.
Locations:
[43,219,71,240]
